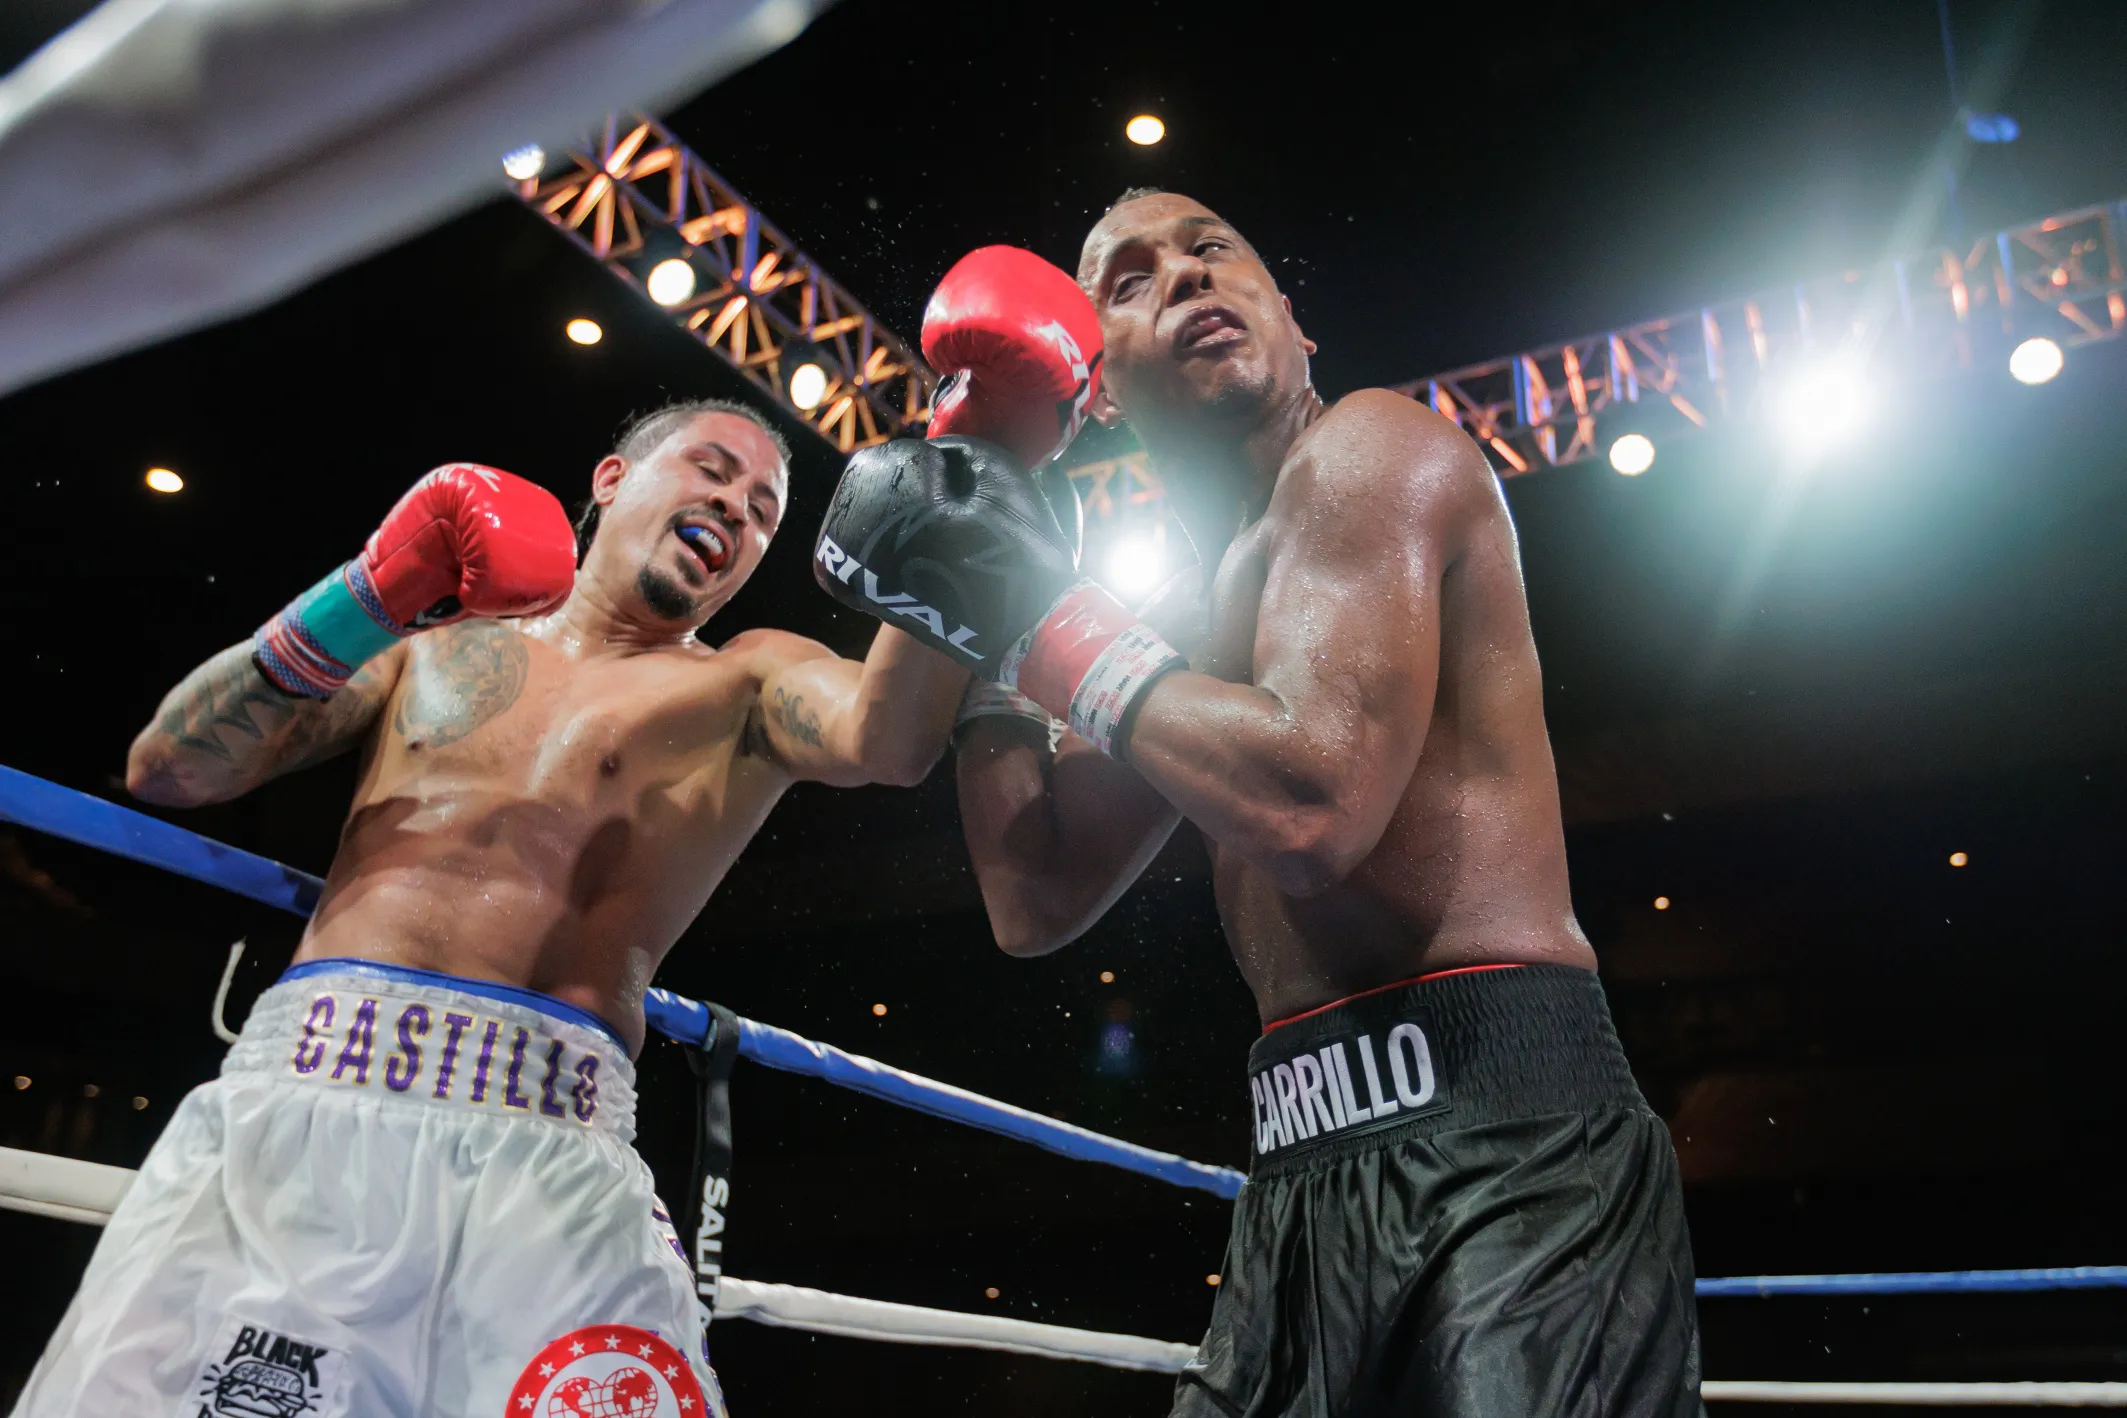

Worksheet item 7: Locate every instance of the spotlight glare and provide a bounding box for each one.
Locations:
[1105,537,1165,596]
[566,318,603,346]
[1773,362,1871,451]
[2008,336,2063,386]
[1125,114,1166,146]
[1608,433,1655,476]
[646,257,697,308]
[789,361,829,411]
[144,467,183,494]
[501,144,546,181]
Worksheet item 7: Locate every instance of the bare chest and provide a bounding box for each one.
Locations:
[376,622,750,797]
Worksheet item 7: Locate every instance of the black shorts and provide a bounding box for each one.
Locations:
[1173,964,1704,1418]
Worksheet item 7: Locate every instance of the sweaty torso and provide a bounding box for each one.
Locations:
[292,618,785,1054]
[1176,414,1595,1024]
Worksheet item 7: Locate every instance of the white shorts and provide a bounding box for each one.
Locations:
[12,959,728,1418]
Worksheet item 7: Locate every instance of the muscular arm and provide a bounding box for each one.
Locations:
[1125,394,1476,895]
[956,717,1181,955]
[749,624,969,788]
[126,641,404,807]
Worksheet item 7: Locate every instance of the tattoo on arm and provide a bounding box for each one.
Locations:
[769,686,824,748]
[135,643,396,797]
[154,654,299,765]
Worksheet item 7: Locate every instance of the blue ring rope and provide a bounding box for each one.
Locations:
[1694,1267,2127,1297]
[0,763,1245,1199]
[9,765,2122,1276]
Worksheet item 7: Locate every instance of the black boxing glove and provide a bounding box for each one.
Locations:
[815,436,1184,757]
[813,436,1078,675]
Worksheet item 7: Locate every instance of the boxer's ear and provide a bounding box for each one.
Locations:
[1088,383,1125,430]
[589,453,627,507]
[1283,296,1319,357]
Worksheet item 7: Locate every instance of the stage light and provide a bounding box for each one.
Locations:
[985,1287,1000,1299]
[1773,362,1870,451]
[132,1096,148,1110]
[646,258,697,308]
[1126,114,1165,146]
[789,361,829,411]
[11,1076,27,1091]
[872,1002,888,1017]
[2008,336,2063,385]
[1105,536,1165,595]
[1608,433,1655,476]
[1654,896,1671,911]
[1949,851,1969,867]
[566,318,603,345]
[144,467,183,494]
[1206,1274,1222,1287]
[1100,970,1115,983]
[501,144,546,181]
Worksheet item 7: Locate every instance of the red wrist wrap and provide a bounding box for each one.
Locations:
[1009,580,1184,757]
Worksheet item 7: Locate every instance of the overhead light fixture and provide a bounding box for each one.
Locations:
[1772,361,1871,452]
[2008,336,2063,385]
[501,144,546,181]
[646,257,697,307]
[789,361,829,411]
[145,467,183,493]
[1607,433,1655,476]
[1125,114,1165,146]
[566,318,603,346]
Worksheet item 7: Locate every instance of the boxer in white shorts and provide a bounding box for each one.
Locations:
[13,398,971,1416]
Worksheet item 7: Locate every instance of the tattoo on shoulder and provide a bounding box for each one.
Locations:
[392,622,528,748]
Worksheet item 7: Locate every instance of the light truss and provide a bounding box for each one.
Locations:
[514,114,932,453]
[1061,196,2127,532]
[1397,198,2127,475]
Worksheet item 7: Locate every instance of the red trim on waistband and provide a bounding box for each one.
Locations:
[1261,963,1525,1034]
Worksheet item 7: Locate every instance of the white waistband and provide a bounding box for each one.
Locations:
[226,965,638,1140]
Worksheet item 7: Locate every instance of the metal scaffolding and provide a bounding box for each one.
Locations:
[1061,196,2127,531]
[514,114,932,453]
[1400,198,2127,476]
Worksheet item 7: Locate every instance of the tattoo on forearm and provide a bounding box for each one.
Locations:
[142,644,392,787]
[155,654,297,765]
[768,686,824,749]
[392,622,528,748]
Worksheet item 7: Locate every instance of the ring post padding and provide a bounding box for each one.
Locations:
[734,1016,1248,1200]
[0,764,323,916]
[1697,1267,2127,1297]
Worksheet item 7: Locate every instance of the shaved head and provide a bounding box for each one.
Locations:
[1076,191,1312,448]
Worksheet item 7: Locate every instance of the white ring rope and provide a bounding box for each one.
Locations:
[9,1146,2127,1402]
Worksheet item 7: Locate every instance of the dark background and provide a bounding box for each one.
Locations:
[4,0,2127,1411]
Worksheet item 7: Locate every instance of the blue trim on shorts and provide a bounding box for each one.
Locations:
[280,958,627,1049]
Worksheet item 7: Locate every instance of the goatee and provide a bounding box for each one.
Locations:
[637,565,699,621]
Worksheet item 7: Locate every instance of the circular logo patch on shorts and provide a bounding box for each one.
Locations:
[506,1325,708,1417]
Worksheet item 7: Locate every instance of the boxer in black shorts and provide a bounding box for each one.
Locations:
[816,198,1703,1415]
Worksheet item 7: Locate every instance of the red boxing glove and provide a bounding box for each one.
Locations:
[255,464,575,698]
[361,463,577,630]
[923,246,1102,468]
